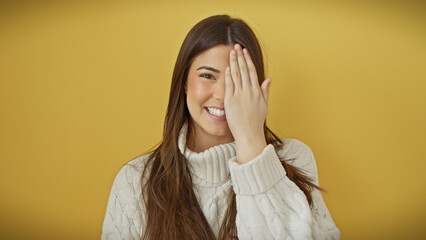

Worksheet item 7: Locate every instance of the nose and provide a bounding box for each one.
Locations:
[213,77,226,102]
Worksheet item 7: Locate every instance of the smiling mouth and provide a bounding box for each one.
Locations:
[204,107,226,122]
[205,107,225,117]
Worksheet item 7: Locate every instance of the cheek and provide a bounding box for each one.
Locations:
[187,79,211,104]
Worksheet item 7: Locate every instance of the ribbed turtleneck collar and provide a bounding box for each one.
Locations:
[178,122,236,187]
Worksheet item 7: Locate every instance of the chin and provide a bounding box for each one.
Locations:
[206,125,230,137]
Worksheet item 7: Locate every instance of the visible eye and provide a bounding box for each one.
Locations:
[200,73,216,80]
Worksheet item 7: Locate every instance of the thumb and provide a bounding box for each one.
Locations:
[261,78,271,102]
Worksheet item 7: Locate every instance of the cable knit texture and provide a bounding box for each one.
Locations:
[102,123,341,239]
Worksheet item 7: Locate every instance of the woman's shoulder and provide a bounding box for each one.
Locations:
[125,152,154,173]
[111,152,154,190]
[276,138,319,184]
[276,138,313,159]
[103,153,153,238]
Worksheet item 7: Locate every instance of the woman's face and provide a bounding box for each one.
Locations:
[185,44,235,150]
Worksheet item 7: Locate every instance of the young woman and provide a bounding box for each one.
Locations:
[102,14,341,240]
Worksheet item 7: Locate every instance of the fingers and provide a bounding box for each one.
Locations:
[230,49,241,90]
[230,44,259,91]
[242,48,259,88]
[225,66,234,100]
[234,44,251,89]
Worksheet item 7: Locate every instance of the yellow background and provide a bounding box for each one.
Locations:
[1,0,425,239]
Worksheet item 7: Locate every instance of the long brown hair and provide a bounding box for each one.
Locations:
[140,14,325,240]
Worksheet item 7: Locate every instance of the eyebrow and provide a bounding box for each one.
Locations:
[196,66,220,73]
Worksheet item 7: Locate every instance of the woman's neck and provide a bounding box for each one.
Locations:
[186,125,234,153]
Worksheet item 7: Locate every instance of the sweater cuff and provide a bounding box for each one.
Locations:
[228,144,286,195]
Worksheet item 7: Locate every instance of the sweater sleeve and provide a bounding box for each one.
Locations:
[101,163,144,240]
[228,143,341,240]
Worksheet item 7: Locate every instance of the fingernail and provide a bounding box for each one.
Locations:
[231,50,236,55]
[243,48,248,54]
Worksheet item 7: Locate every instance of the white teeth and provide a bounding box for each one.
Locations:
[207,107,225,117]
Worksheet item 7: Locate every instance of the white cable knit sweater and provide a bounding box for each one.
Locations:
[101,123,341,239]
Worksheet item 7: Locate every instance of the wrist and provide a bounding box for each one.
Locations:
[234,130,265,145]
[235,137,267,164]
